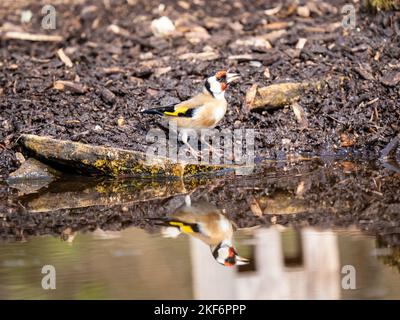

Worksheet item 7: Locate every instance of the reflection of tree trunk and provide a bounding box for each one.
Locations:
[190,238,236,300]
[18,178,204,212]
[302,229,340,299]
[190,227,341,299]
[249,228,289,299]
[339,236,386,299]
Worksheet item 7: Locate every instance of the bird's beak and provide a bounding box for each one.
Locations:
[235,255,250,265]
[226,73,240,83]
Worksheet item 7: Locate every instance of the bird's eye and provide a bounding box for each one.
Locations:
[224,256,236,266]
[215,71,227,82]
[217,75,226,83]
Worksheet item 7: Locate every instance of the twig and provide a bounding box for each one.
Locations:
[327,115,346,125]
[57,48,73,68]
[4,31,63,42]
[380,135,400,160]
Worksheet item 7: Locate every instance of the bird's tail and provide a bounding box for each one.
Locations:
[146,217,169,226]
[141,108,164,116]
[146,217,199,233]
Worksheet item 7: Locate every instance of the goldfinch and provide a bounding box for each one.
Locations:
[142,70,240,156]
[152,195,249,267]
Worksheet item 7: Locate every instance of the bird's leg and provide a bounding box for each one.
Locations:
[184,142,201,159]
[181,130,201,160]
[200,135,223,159]
[201,133,235,162]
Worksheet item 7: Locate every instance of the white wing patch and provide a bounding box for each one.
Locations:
[218,216,231,232]
[161,226,182,238]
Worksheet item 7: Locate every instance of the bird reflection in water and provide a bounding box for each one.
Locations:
[152,195,249,267]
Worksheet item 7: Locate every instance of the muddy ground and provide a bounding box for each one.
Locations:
[1,0,400,179]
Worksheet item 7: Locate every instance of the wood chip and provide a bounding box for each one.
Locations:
[146,88,159,96]
[341,161,357,173]
[264,22,291,30]
[245,84,258,111]
[56,48,73,68]
[248,196,263,217]
[154,66,172,77]
[380,71,400,87]
[8,64,18,70]
[117,117,125,127]
[301,22,341,33]
[263,29,287,42]
[228,54,253,61]
[102,67,124,74]
[179,51,219,61]
[234,36,272,50]
[295,38,307,50]
[297,5,310,17]
[184,26,210,44]
[264,4,282,16]
[53,81,87,94]
[246,82,313,111]
[340,133,357,147]
[178,1,190,10]
[291,102,309,129]
[381,135,400,159]
[263,67,271,79]
[4,31,63,42]
[107,24,130,37]
[99,87,116,105]
[354,64,375,81]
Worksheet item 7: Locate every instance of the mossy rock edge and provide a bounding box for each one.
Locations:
[19,134,230,178]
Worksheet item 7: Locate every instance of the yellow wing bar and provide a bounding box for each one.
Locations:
[163,105,192,117]
[168,221,195,233]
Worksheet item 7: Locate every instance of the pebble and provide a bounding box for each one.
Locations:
[297,6,310,18]
[15,152,25,164]
[117,117,125,127]
[151,16,175,37]
[140,52,153,60]
[263,67,271,79]
[20,10,33,23]
[249,60,262,68]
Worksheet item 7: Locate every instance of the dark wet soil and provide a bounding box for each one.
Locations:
[1,0,400,178]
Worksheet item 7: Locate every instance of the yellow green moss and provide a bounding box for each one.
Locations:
[366,0,400,10]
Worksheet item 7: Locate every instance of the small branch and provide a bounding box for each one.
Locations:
[3,31,63,42]
[56,49,73,68]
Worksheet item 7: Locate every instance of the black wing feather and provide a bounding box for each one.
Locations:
[141,104,195,117]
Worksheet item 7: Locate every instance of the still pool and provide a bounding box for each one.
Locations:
[0,227,400,299]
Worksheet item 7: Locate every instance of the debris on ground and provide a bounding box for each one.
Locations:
[1,0,399,179]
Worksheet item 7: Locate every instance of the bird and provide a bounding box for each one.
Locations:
[150,195,249,267]
[141,70,240,158]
